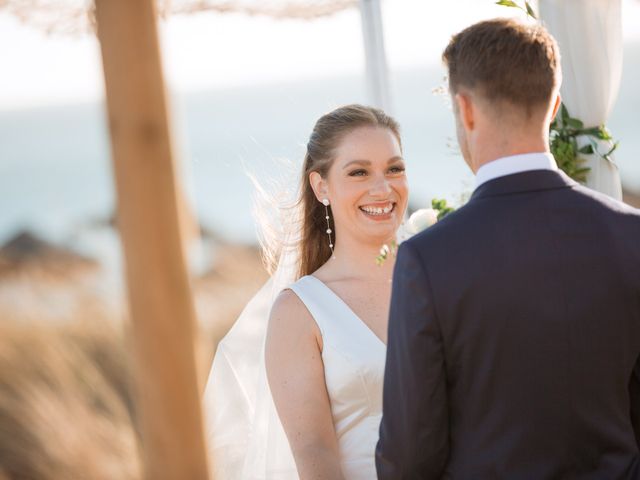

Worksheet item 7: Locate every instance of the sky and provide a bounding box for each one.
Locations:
[1,0,640,110]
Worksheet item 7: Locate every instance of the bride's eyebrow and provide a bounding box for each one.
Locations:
[342,156,404,169]
[343,160,371,169]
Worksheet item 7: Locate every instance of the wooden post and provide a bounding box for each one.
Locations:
[359,0,392,112]
[94,1,210,479]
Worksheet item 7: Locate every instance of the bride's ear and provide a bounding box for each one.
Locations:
[309,171,328,203]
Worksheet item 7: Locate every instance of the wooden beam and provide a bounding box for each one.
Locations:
[94,1,210,478]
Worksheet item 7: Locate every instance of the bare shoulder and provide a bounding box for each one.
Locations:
[267,289,320,342]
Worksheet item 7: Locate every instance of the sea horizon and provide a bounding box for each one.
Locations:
[1,45,639,252]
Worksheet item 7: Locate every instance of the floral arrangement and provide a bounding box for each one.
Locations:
[376,198,455,265]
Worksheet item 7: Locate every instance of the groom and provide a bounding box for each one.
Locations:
[377,18,640,479]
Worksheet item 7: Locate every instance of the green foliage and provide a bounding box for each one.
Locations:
[496,0,519,7]
[431,198,455,220]
[495,0,537,19]
[375,241,397,266]
[550,104,618,183]
[525,2,536,18]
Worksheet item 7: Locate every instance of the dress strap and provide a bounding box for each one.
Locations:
[287,275,340,338]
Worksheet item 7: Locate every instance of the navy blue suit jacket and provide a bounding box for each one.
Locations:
[377,170,640,479]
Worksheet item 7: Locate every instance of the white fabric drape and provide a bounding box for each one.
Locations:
[539,0,623,200]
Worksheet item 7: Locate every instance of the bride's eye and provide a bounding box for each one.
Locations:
[348,169,367,177]
[388,165,406,174]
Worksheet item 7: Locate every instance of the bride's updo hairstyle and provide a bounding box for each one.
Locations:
[297,104,401,278]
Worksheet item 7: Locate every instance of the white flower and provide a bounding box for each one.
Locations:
[405,208,438,235]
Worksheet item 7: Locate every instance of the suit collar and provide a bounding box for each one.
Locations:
[475,152,558,190]
[470,169,578,201]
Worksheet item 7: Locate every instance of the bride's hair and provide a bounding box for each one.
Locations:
[296,104,401,278]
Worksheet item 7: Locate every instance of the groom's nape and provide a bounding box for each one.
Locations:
[441,18,562,173]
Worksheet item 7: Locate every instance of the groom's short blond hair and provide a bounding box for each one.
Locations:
[443,18,561,111]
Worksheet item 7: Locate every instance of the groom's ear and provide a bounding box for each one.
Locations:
[309,171,328,202]
[454,92,475,132]
[550,94,562,121]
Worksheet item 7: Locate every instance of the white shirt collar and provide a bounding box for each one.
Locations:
[474,152,558,190]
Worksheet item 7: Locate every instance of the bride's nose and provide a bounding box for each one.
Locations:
[369,175,392,197]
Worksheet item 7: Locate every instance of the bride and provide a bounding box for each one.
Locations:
[204,104,409,479]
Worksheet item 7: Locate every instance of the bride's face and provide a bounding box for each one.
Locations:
[323,126,408,246]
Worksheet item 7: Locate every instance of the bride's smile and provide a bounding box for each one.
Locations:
[358,201,396,220]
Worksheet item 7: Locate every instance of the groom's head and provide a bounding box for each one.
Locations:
[443,18,562,172]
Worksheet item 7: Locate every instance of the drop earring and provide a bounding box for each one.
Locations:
[322,198,334,257]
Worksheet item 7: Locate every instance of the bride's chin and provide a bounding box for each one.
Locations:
[357,225,399,245]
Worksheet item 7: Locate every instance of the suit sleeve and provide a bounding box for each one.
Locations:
[632,356,640,448]
[376,241,449,479]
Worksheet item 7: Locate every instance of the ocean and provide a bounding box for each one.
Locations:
[1,43,639,251]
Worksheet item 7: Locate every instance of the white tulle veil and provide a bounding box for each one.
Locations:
[202,162,303,479]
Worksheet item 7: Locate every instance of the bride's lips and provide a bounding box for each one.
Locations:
[358,202,396,221]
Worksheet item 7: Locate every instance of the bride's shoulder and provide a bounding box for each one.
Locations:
[268,287,319,339]
[271,288,307,317]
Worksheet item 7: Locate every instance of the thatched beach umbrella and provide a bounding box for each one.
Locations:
[0,230,98,279]
[0,231,104,325]
[0,0,359,34]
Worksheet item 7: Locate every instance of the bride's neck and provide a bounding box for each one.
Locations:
[325,233,396,282]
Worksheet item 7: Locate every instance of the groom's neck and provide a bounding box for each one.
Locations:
[470,127,551,174]
[467,100,554,173]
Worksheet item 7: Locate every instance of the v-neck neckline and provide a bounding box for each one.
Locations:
[308,275,387,348]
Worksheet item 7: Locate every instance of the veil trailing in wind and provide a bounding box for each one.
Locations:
[202,165,303,479]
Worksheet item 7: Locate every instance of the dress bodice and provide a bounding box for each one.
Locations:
[288,275,387,479]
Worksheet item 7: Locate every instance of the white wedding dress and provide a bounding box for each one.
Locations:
[289,275,387,479]
[203,273,387,479]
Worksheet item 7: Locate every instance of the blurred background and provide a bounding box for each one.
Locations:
[0,0,639,477]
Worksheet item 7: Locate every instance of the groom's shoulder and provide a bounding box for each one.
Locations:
[571,183,640,224]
